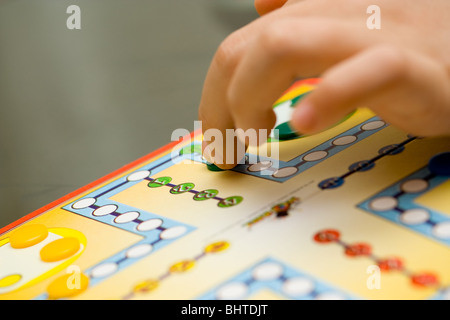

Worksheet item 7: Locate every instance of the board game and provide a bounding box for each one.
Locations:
[1,78,449,300]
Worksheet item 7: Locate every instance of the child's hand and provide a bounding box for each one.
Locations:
[198,0,450,168]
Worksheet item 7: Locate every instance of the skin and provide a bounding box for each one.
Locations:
[198,0,450,169]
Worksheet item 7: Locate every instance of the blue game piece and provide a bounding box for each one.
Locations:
[378,144,404,156]
[318,177,344,190]
[428,152,450,176]
[349,160,375,172]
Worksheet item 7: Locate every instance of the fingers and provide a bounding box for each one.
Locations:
[198,24,262,169]
[198,7,302,168]
[254,0,288,15]
[198,48,245,169]
[199,0,450,172]
[290,45,450,136]
[291,44,409,134]
[226,19,364,138]
[199,0,366,169]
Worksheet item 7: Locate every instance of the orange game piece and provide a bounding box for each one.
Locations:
[47,272,89,300]
[40,237,80,262]
[9,224,48,249]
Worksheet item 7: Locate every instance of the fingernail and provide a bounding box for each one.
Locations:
[291,102,316,133]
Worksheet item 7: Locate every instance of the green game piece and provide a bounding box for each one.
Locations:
[206,163,225,172]
[179,144,202,156]
[148,176,172,188]
[270,99,357,142]
[193,189,219,201]
[274,122,303,141]
[170,182,195,194]
[270,92,311,142]
[218,196,243,208]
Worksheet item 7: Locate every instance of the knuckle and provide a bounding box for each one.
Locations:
[258,21,298,57]
[214,31,245,72]
[259,19,342,60]
[372,45,409,82]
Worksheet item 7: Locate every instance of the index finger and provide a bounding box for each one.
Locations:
[198,11,287,168]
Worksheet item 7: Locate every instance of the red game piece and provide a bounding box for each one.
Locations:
[313,229,340,243]
[411,273,439,287]
[344,243,372,257]
[377,257,404,271]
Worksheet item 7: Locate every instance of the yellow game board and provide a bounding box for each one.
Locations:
[1,79,449,300]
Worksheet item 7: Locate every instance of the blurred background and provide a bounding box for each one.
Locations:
[0,0,259,228]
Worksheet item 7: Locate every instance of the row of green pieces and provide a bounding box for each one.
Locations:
[147,176,242,207]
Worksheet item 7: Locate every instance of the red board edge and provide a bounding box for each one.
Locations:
[0,130,199,236]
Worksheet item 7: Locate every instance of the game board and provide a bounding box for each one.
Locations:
[1,78,449,300]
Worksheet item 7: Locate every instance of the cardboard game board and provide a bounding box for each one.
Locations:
[1,78,449,300]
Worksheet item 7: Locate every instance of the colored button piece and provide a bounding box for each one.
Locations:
[47,272,89,300]
[133,279,159,293]
[169,260,195,273]
[0,274,22,288]
[204,241,230,254]
[274,122,301,141]
[206,163,225,172]
[9,224,48,249]
[40,237,80,262]
[148,176,172,188]
[179,144,202,156]
[429,152,450,176]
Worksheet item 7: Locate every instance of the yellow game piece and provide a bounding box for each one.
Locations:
[169,260,196,273]
[9,224,48,249]
[0,274,22,288]
[40,237,80,262]
[133,279,159,293]
[204,241,230,254]
[47,272,89,300]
